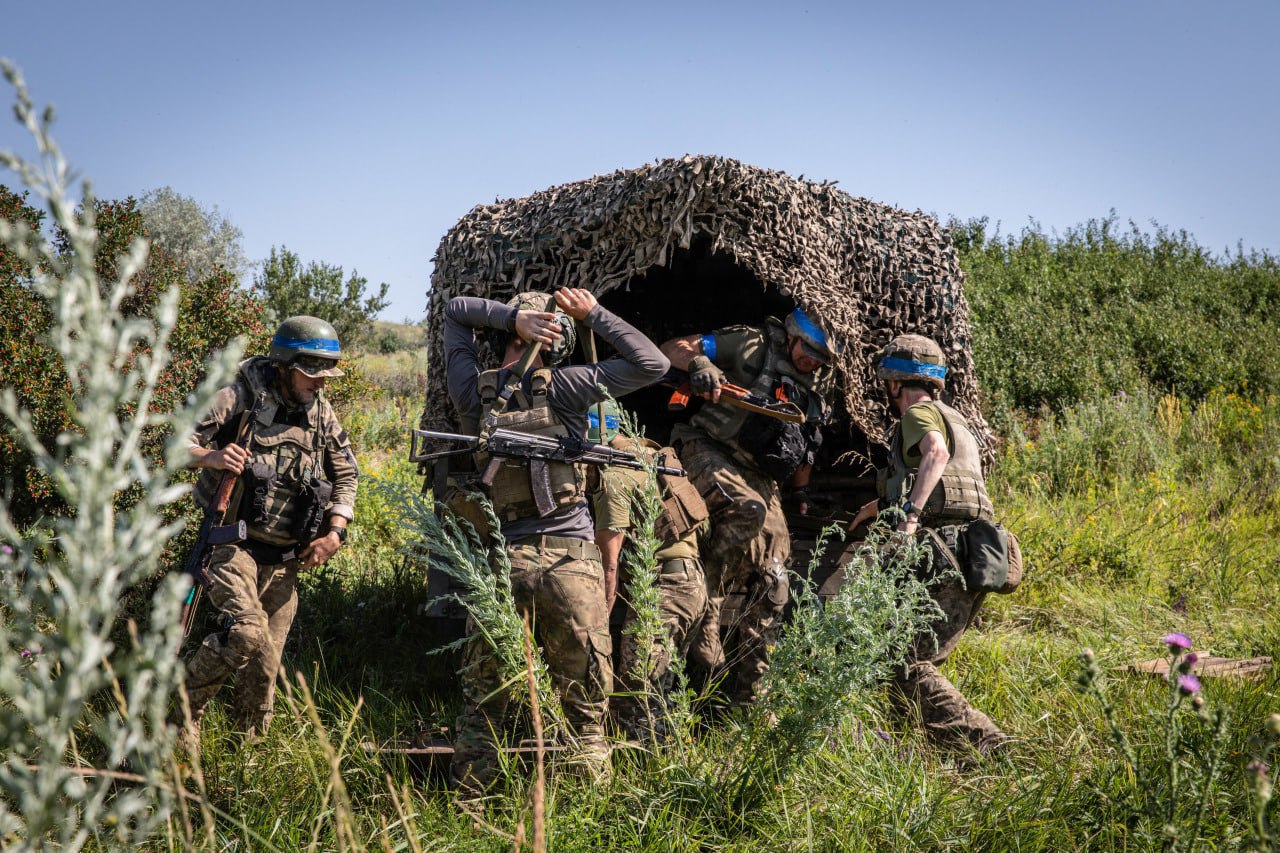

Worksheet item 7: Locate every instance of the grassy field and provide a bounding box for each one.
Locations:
[165,371,1280,852]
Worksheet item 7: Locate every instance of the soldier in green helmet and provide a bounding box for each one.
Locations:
[849,333,1012,760]
[179,315,358,748]
[660,306,838,707]
[585,401,710,742]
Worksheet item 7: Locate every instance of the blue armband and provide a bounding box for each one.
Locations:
[701,334,717,362]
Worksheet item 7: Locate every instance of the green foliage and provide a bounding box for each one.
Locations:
[0,187,267,525]
[253,245,390,347]
[137,186,248,282]
[0,63,242,849]
[955,215,1280,418]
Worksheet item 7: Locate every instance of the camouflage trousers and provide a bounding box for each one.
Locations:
[614,557,709,740]
[183,544,299,739]
[451,537,614,791]
[676,438,790,704]
[889,577,1006,752]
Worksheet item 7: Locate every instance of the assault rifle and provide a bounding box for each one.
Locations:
[661,367,806,424]
[178,392,267,645]
[409,427,686,516]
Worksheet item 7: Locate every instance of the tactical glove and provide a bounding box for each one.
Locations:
[688,355,725,398]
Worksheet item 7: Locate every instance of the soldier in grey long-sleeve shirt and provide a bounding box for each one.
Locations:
[443,288,668,796]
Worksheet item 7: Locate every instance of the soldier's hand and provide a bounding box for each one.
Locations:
[687,355,725,403]
[554,288,598,321]
[299,531,341,569]
[514,310,563,345]
[847,498,878,531]
[204,444,249,474]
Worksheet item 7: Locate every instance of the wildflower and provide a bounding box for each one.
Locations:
[1162,632,1192,652]
[1178,651,1200,673]
[1,544,12,555]
[1248,760,1272,803]
[1176,674,1201,695]
[1192,695,1205,710]
[1266,713,1280,738]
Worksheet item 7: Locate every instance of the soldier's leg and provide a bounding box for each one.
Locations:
[532,543,613,778]
[183,545,271,729]
[677,440,772,683]
[615,561,707,740]
[230,559,299,739]
[725,468,791,704]
[450,548,535,793]
[890,579,1006,752]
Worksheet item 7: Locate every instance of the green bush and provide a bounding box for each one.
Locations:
[955,215,1280,417]
[0,187,268,524]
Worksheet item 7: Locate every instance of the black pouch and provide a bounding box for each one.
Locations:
[291,477,334,543]
[962,518,1010,593]
[243,461,277,526]
[738,416,820,483]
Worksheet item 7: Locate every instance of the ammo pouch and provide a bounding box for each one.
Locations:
[444,483,494,542]
[652,447,709,545]
[245,462,277,527]
[736,415,822,484]
[920,520,1021,594]
[290,477,334,544]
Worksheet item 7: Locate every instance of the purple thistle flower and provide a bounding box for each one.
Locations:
[1163,632,1192,652]
[1,544,12,555]
[1177,674,1202,695]
[1178,651,1200,673]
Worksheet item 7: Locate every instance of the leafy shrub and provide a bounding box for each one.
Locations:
[0,188,268,525]
[956,215,1280,417]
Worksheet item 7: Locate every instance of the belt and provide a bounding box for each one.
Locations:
[659,557,701,575]
[510,534,602,561]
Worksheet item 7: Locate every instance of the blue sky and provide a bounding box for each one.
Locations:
[3,1,1276,320]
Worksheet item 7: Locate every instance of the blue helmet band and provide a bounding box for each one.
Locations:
[587,412,619,431]
[790,308,838,354]
[880,357,947,379]
[272,335,341,352]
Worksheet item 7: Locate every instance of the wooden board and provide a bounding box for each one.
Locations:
[1123,656,1272,681]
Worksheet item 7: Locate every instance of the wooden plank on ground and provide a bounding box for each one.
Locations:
[1122,656,1272,681]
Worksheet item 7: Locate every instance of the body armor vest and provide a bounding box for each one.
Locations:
[476,367,587,523]
[879,400,993,525]
[608,435,709,546]
[690,318,831,455]
[195,358,334,546]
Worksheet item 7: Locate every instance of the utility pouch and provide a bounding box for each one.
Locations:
[961,518,1010,593]
[918,526,963,582]
[245,462,277,526]
[291,477,334,543]
[699,481,735,519]
[653,446,709,544]
[444,484,494,542]
[1001,529,1024,594]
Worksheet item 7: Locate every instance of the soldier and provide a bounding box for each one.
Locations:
[660,306,837,706]
[443,288,668,793]
[181,316,358,746]
[849,334,1010,758]
[587,402,710,742]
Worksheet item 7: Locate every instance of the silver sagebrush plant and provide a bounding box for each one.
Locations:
[0,64,241,850]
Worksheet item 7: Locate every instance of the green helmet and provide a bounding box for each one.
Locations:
[876,334,947,391]
[508,291,577,365]
[587,399,621,442]
[784,306,841,364]
[270,316,345,378]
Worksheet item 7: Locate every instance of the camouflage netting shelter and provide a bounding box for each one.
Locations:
[423,154,993,463]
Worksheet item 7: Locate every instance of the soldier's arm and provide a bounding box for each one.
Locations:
[659,334,704,372]
[901,430,949,534]
[323,418,359,524]
[188,384,249,473]
[443,296,518,424]
[552,290,669,406]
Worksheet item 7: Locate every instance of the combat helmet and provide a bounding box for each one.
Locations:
[784,306,841,364]
[876,334,947,391]
[270,316,345,378]
[587,399,621,443]
[508,291,577,365]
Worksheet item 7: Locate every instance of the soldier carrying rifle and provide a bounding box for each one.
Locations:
[179,316,358,750]
[440,288,668,795]
[660,306,838,707]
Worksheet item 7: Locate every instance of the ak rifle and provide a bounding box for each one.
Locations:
[661,367,806,424]
[178,392,267,646]
[409,427,686,516]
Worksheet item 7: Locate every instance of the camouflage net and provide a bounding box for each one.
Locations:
[423,155,993,460]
